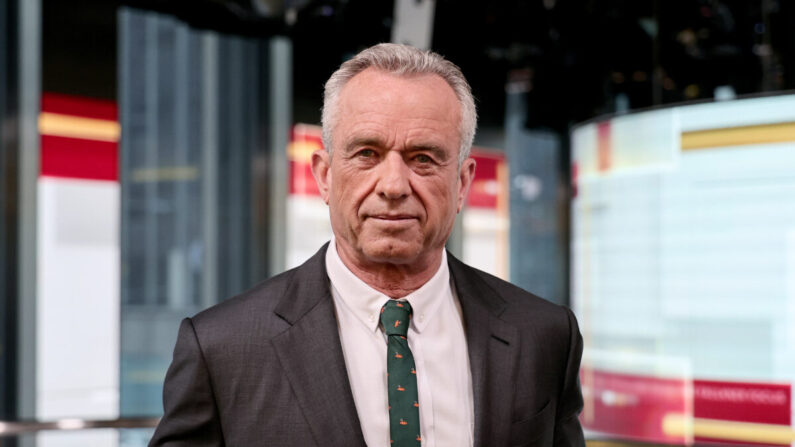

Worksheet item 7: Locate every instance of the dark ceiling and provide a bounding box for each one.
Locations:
[43,0,795,133]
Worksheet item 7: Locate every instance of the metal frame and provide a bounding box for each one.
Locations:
[16,0,40,423]
[0,0,20,422]
[0,417,160,437]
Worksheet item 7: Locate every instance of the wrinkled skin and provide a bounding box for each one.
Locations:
[311,68,476,297]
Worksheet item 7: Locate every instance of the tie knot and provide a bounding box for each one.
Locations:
[380,300,412,337]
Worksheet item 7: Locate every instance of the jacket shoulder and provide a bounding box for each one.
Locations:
[189,267,296,340]
[450,256,576,336]
[199,267,295,315]
[189,243,331,342]
[454,258,566,311]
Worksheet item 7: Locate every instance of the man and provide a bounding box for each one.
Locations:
[150,43,584,447]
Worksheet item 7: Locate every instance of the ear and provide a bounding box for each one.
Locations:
[311,149,332,205]
[456,157,476,213]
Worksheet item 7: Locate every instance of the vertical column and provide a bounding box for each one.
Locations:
[200,32,219,309]
[447,211,464,260]
[0,0,19,423]
[170,20,191,309]
[267,37,290,277]
[143,14,159,306]
[391,0,436,50]
[505,80,566,305]
[118,7,132,309]
[17,0,40,424]
[213,35,246,297]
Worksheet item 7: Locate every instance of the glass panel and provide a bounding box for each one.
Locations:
[118,428,155,447]
[571,94,795,445]
[503,89,567,304]
[118,8,269,418]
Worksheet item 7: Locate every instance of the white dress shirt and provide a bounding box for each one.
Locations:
[325,238,474,447]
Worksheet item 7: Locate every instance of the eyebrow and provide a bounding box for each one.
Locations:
[342,137,384,154]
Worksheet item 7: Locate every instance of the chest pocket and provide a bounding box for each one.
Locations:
[509,400,554,447]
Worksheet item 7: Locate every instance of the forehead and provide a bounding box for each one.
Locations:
[339,68,461,124]
[334,68,461,148]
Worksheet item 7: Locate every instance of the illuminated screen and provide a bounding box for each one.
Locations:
[571,94,795,445]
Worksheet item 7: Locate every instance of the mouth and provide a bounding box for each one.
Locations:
[369,214,416,221]
[364,213,420,227]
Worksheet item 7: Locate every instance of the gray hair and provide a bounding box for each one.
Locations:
[321,43,477,165]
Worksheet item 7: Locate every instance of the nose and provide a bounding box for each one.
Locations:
[376,152,412,200]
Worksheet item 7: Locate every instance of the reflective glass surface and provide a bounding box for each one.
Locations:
[118,8,271,417]
[571,94,795,445]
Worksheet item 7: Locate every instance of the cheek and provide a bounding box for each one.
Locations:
[413,175,458,218]
[333,170,374,216]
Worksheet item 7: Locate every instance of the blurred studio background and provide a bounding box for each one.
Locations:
[1,0,795,445]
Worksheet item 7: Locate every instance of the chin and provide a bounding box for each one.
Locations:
[360,240,422,265]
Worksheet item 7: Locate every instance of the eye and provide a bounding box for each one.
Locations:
[415,154,433,164]
[356,148,377,159]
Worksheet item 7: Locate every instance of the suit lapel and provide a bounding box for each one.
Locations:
[271,244,366,447]
[449,254,520,447]
[270,246,517,446]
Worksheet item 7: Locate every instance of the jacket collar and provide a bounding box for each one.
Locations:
[271,243,367,447]
[272,244,519,447]
[448,253,520,447]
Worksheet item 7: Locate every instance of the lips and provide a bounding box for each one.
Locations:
[369,214,416,220]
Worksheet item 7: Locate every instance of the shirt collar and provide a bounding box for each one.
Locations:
[325,236,450,334]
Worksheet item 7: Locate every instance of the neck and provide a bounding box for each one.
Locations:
[335,242,443,299]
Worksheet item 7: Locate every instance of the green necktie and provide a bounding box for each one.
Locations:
[381,300,421,446]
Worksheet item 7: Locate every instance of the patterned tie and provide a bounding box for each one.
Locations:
[381,300,421,446]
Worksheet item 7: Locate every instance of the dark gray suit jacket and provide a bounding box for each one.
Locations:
[149,244,585,447]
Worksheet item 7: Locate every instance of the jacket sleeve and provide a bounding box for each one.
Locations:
[553,307,586,447]
[149,318,225,446]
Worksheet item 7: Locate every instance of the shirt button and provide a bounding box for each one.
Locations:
[369,314,375,322]
[419,314,425,322]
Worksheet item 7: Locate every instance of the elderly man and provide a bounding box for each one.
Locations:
[150,43,584,447]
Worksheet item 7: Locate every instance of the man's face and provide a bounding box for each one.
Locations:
[312,68,475,269]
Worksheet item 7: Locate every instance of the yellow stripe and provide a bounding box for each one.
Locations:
[39,112,120,142]
[662,413,795,445]
[131,166,198,182]
[681,121,795,150]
